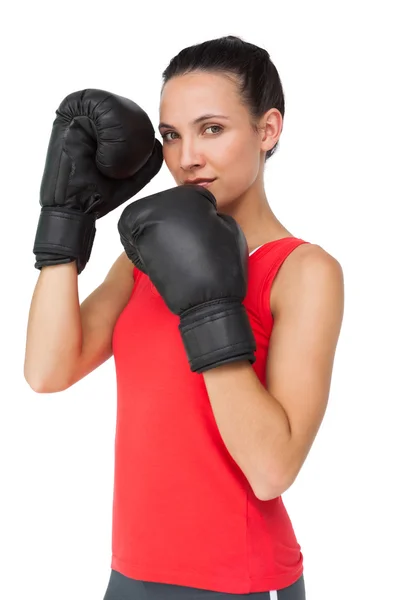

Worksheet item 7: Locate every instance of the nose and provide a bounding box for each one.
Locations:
[179,136,206,172]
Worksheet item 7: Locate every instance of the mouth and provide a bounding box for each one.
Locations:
[183,178,216,188]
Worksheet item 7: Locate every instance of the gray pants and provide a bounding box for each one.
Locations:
[103,570,306,599]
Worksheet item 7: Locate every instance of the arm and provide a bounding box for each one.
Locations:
[24,253,134,393]
[203,360,291,500]
[203,244,345,500]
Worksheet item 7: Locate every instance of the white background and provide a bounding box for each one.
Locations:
[1,1,399,598]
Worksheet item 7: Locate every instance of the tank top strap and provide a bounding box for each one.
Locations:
[253,237,310,332]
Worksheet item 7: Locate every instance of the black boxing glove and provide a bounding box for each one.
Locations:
[117,185,256,373]
[33,88,163,274]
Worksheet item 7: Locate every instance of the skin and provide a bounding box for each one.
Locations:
[158,71,293,254]
[158,71,344,498]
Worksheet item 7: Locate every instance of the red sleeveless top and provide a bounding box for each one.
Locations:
[110,236,309,594]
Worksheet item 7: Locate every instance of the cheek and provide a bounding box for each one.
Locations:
[210,135,259,208]
[162,146,180,180]
[218,135,259,185]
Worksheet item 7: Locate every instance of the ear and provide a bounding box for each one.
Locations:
[258,108,283,154]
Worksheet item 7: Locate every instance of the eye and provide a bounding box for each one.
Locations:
[161,131,179,142]
[161,124,223,143]
[204,125,223,135]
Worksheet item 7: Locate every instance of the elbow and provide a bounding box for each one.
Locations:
[254,482,288,502]
[254,483,282,502]
[24,371,71,394]
[255,482,292,502]
[23,356,74,393]
[253,471,294,502]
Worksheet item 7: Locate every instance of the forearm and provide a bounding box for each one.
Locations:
[24,262,82,391]
[202,361,291,500]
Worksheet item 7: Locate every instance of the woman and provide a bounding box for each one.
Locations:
[25,36,344,599]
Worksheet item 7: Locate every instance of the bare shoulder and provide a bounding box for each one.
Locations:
[270,243,344,316]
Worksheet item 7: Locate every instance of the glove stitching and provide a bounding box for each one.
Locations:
[42,210,92,223]
[35,243,80,253]
[180,307,244,331]
[180,297,242,317]
[189,340,254,360]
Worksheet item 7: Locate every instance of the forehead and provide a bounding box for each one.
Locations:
[159,72,244,121]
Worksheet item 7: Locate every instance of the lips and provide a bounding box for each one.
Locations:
[184,178,216,187]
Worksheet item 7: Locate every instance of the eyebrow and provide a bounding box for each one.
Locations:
[158,114,230,130]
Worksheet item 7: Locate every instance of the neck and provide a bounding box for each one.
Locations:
[220,171,292,252]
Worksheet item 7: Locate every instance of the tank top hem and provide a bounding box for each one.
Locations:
[111,554,304,594]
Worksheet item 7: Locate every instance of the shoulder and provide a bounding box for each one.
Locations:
[270,243,344,316]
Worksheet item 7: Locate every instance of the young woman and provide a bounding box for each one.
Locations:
[25,36,344,599]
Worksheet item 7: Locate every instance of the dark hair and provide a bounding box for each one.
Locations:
[161,35,285,161]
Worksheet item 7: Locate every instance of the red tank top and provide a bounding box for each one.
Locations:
[111,236,309,594]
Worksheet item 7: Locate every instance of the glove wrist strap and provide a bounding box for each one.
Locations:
[33,207,96,274]
[179,299,256,373]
